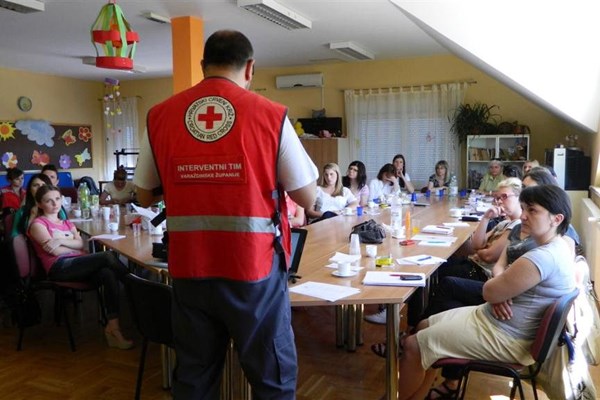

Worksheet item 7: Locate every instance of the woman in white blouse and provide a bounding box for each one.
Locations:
[369,163,399,201]
[306,163,357,222]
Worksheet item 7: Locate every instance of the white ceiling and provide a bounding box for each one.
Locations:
[0,0,448,82]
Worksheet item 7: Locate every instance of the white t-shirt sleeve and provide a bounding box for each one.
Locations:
[277,118,318,191]
[369,179,383,201]
[133,129,161,190]
[404,172,411,182]
[343,187,357,205]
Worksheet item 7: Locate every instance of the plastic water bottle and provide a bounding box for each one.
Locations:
[77,182,90,211]
[449,174,458,198]
[390,195,403,237]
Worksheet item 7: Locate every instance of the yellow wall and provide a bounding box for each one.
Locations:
[2,53,595,185]
[0,68,104,181]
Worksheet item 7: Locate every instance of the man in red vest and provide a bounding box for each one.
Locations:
[135,30,317,399]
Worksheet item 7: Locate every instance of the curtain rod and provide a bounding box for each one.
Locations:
[342,79,476,93]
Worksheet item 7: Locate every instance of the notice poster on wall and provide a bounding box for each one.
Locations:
[0,120,93,170]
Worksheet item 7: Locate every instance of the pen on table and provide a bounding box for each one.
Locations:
[416,256,432,262]
[426,241,446,244]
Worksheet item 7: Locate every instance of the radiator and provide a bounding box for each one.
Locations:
[581,198,600,282]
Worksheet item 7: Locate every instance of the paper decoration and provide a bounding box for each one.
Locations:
[2,152,18,168]
[16,120,55,147]
[0,121,16,141]
[31,150,50,166]
[78,126,93,142]
[62,129,76,146]
[59,154,72,169]
[75,148,91,166]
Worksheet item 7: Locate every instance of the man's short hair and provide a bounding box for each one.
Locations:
[203,30,253,70]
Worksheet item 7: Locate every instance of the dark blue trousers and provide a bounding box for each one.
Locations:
[171,254,297,400]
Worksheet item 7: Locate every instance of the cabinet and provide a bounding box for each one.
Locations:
[466,134,529,189]
[300,137,348,173]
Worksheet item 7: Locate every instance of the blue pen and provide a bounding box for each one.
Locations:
[417,256,432,262]
[427,241,445,244]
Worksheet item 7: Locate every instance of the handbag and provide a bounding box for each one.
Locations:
[349,219,386,244]
[538,331,597,400]
[572,256,600,365]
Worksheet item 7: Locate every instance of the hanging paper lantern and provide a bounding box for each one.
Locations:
[91,0,139,70]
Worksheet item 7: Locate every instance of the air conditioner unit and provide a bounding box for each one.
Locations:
[0,0,44,13]
[275,73,323,89]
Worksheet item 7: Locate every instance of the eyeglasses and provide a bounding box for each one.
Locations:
[493,193,517,203]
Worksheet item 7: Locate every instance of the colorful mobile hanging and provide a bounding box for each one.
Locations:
[91,0,139,70]
[103,78,122,127]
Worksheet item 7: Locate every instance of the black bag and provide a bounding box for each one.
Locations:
[350,219,386,244]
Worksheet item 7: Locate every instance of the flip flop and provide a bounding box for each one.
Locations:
[370,335,407,359]
[425,381,459,399]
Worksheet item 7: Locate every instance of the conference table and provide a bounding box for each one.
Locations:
[74,194,479,400]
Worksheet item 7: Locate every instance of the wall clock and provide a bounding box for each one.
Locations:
[17,96,32,112]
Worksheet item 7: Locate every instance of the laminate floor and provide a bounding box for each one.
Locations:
[0,292,598,399]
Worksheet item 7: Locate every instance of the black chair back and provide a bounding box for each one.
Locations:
[123,273,173,346]
[530,288,579,364]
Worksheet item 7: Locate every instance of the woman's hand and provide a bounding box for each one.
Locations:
[484,205,503,219]
[43,238,61,254]
[491,299,513,320]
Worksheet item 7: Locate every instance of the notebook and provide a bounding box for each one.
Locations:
[289,228,308,276]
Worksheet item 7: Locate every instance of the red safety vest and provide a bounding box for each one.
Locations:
[147,77,290,281]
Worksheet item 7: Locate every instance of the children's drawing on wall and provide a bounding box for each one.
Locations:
[0,119,93,170]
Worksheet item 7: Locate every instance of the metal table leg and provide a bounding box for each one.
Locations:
[385,303,400,400]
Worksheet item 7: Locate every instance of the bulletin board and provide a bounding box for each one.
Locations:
[0,120,93,170]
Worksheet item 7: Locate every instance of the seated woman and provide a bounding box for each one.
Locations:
[11,173,67,238]
[28,185,133,350]
[427,160,451,192]
[1,167,26,212]
[99,166,136,206]
[41,164,60,187]
[441,178,523,281]
[342,161,369,207]
[478,159,506,193]
[306,163,357,223]
[398,184,576,400]
[392,154,415,193]
[369,164,399,201]
[285,192,306,228]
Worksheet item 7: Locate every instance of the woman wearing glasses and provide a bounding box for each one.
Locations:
[342,161,369,207]
[99,166,136,206]
[439,178,523,281]
[396,184,576,400]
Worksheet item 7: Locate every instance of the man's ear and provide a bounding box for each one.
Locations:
[244,59,255,82]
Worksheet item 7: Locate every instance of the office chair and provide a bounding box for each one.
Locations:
[432,288,579,400]
[9,234,101,351]
[122,273,173,400]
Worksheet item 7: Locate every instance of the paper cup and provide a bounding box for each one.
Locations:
[337,262,351,276]
[108,222,119,232]
[366,245,377,258]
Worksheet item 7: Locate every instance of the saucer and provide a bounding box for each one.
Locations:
[332,270,358,278]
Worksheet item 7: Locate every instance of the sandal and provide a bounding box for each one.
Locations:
[370,335,407,359]
[425,381,459,399]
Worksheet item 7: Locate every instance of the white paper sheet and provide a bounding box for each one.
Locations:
[442,221,470,227]
[418,240,453,247]
[329,252,362,263]
[131,204,159,220]
[411,234,457,243]
[289,281,361,302]
[362,271,426,287]
[396,255,446,265]
[421,225,455,235]
[91,234,126,241]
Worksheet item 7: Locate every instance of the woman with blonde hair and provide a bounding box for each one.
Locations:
[522,159,539,175]
[306,163,357,222]
[427,160,451,191]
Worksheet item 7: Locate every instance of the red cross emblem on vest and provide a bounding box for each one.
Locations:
[186,96,236,143]
[197,106,223,129]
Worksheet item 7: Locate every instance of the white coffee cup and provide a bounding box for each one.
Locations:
[450,208,462,218]
[366,244,377,258]
[102,206,111,220]
[344,207,353,215]
[337,262,352,276]
[108,222,119,232]
[72,208,82,218]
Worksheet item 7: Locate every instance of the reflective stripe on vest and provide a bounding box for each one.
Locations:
[167,215,277,234]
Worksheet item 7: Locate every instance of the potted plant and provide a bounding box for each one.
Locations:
[449,103,499,144]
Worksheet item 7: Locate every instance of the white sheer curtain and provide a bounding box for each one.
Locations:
[345,83,467,188]
[103,97,139,180]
